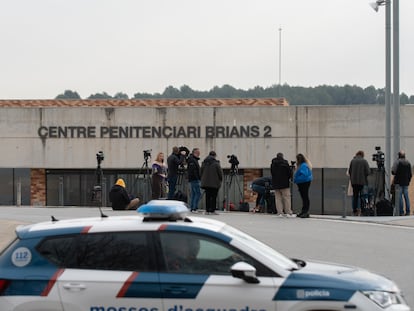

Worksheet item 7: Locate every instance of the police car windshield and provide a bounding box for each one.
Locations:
[221,225,298,271]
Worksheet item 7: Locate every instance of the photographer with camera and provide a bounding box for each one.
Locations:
[187,148,202,212]
[166,146,187,199]
[151,152,167,199]
[348,150,370,216]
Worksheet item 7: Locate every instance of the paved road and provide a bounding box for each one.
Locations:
[1,206,413,308]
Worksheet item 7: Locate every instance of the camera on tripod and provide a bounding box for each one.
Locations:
[227,154,239,174]
[177,146,190,175]
[372,146,385,168]
[143,149,152,160]
[96,151,104,166]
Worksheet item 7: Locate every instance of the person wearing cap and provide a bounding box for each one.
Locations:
[200,151,223,215]
[109,178,140,210]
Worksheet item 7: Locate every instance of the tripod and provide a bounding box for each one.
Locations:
[91,151,107,216]
[132,153,152,203]
[223,165,244,211]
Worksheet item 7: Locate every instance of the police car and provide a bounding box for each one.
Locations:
[0,200,409,311]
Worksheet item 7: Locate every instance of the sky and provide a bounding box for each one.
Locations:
[0,0,413,99]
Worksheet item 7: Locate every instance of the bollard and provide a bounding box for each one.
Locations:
[16,179,22,207]
[394,184,400,216]
[342,185,347,218]
[58,176,64,207]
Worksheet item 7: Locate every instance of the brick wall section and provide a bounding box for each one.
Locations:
[243,169,263,203]
[31,169,46,206]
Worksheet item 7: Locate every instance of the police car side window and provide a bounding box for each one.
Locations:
[37,232,155,272]
[159,232,274,276]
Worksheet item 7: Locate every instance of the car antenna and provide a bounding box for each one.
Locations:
[99,206,108,218]
[51,215,59,222]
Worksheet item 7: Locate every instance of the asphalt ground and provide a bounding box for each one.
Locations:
[1,205,414,249]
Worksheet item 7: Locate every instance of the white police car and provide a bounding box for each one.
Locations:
[0,200,409,311]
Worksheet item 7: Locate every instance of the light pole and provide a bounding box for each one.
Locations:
[392,0,400,160]
[370,0,391,199]
[277,26,282,98]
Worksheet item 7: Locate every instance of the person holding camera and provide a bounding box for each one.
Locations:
[109,178,140,210]
[187,148,202,212]
[294,153,313,218]
[151,152,167,199]
[392,150,412,216]
[201,151,223,214]
[348,150,370,216]
[270,152,294,217]
[166,146,186,199]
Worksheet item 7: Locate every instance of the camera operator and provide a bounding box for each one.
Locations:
[348,150,370,216]
[167,146,186,199]
[187,148,201,212]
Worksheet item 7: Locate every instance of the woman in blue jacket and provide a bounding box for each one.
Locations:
[293,153,313,218]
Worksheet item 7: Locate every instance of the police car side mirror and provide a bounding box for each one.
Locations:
[231,262,260,284]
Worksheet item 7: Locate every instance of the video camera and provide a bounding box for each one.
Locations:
[227,154,239,166]
[372,146,385,169]
[177,146,190,175]
[227,154,239,173]
[96,151,104,167]
[143,149,152,159]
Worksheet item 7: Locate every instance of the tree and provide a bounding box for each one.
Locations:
[55,90,81,99]
[113,92,129,99]
[87,92,112,99]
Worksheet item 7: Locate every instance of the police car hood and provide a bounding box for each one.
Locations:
[287,259,399,293]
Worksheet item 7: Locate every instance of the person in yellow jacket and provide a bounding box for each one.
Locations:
[109,178,140,210]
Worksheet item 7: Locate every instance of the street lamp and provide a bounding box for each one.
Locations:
[370,0,391,199]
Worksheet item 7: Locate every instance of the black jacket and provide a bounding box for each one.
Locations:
[109,185,131,210]
[187,154,201,181]
[349,156,370,186]
[270,157,292,189]
[200,156,223,189]
[392,159,412,186]
[167,153,185,178]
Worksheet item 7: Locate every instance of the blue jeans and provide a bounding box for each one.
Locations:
[252,184,265,207]
[399,185,410,215]
[167,175,178,199]
[189,180,201,210]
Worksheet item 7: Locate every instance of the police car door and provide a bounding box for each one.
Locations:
[54,231,162,311]
[159,232,277,311]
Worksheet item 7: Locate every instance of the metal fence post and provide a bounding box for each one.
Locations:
[394,184,400,216]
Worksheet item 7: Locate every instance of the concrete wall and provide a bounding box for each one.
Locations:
[0,105,413,170]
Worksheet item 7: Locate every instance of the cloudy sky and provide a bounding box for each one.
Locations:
[0,0,413,99]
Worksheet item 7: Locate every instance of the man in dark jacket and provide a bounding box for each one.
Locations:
[270,153,293,216]
[392,150,412,215]
[109,178,140,210]
[348,150,370,216]
[167,146,186,199]
[200,151,223,214]
[187,148,201,212]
